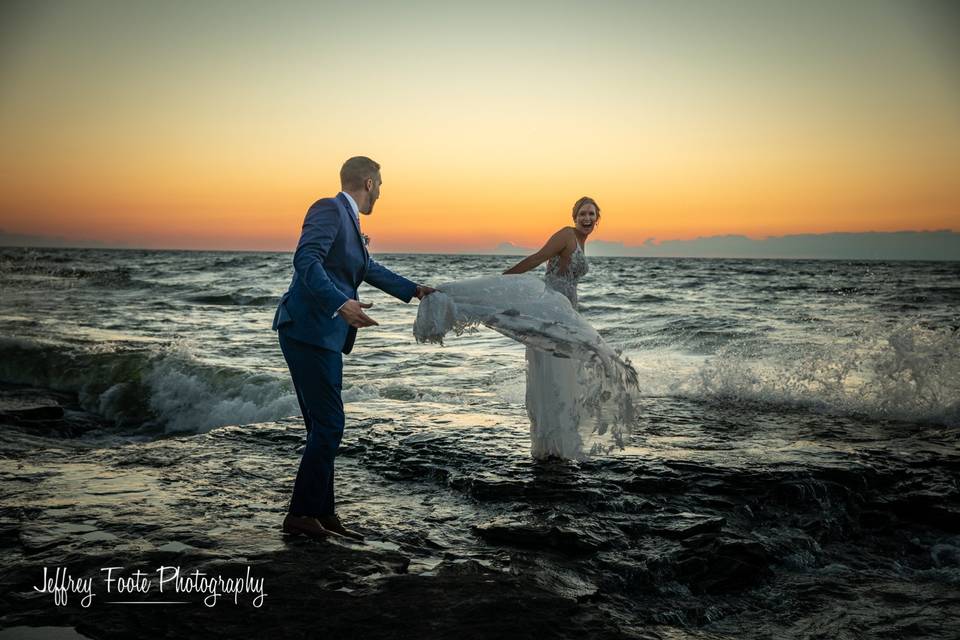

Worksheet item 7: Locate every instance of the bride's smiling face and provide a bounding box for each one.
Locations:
[574,203,599,236]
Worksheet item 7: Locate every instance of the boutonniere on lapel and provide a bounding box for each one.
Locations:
[361,233,370,248]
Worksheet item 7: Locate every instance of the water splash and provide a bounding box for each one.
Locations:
[0,337,299,433]
[673,320,960,425]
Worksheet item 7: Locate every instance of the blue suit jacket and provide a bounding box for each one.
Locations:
[272,193,417,354]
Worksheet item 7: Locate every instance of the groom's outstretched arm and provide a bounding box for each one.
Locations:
[364,258,418,303]
[293,200,351,317]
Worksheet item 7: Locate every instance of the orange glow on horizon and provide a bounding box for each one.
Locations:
[2,162,956,252]
[1,2,958,251]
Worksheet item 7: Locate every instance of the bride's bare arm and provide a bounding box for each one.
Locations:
[503,229,571,274]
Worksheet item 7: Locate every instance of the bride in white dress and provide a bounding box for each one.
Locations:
[503,196,603,459]
[413,196,636,461]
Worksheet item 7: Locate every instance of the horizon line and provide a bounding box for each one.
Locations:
[1,228,958,261]
[1,227,957,250]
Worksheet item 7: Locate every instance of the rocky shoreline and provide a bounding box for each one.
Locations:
[1,383,959,639]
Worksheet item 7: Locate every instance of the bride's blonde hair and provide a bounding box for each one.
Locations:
[572,196,601,224]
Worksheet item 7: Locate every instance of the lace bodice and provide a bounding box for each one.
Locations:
[544,243,588,308]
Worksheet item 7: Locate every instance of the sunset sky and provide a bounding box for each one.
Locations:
[1,0,958,252]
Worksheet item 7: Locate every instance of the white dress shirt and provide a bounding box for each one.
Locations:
[333,192,360,318]
[340,191,361,227]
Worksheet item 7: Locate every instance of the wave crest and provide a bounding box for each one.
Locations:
[0,337,299,433]
[675,321,960,425]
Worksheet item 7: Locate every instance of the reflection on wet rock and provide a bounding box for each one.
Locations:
[474,515,619,554]
[1,391,959,638]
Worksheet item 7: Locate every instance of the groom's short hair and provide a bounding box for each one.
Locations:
[340,156,381,191]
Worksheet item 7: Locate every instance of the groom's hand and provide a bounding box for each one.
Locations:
[338,300,379,328]
[415,285,436,300]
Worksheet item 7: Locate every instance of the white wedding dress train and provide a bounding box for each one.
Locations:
[413,246,637,460]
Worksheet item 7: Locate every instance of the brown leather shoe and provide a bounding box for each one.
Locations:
[282,514,333,539]
[317,514,364,541]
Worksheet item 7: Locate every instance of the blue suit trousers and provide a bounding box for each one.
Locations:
[278,330,344,517]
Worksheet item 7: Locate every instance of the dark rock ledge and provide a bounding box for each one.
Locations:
[0,543,640,640]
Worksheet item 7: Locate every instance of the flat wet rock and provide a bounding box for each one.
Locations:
[473,515,622,554]
[0,387,65,420]
[626,512,726,540]
[670,534,773,594]
[0,536,629,640]
[1,396,959,638]
[0,384,106,437]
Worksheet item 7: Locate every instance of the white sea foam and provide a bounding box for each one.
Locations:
[143,354,299,433]
[342,383,381,403]
[626,320,960,426]
[0,337,300,433]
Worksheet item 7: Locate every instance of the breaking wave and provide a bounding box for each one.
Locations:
[653,320,960,426]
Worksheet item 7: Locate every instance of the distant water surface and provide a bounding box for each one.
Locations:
[0,248,956,433]
[2,247,959,638]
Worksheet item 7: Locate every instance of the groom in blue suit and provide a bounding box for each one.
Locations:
[273,156,432,540]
